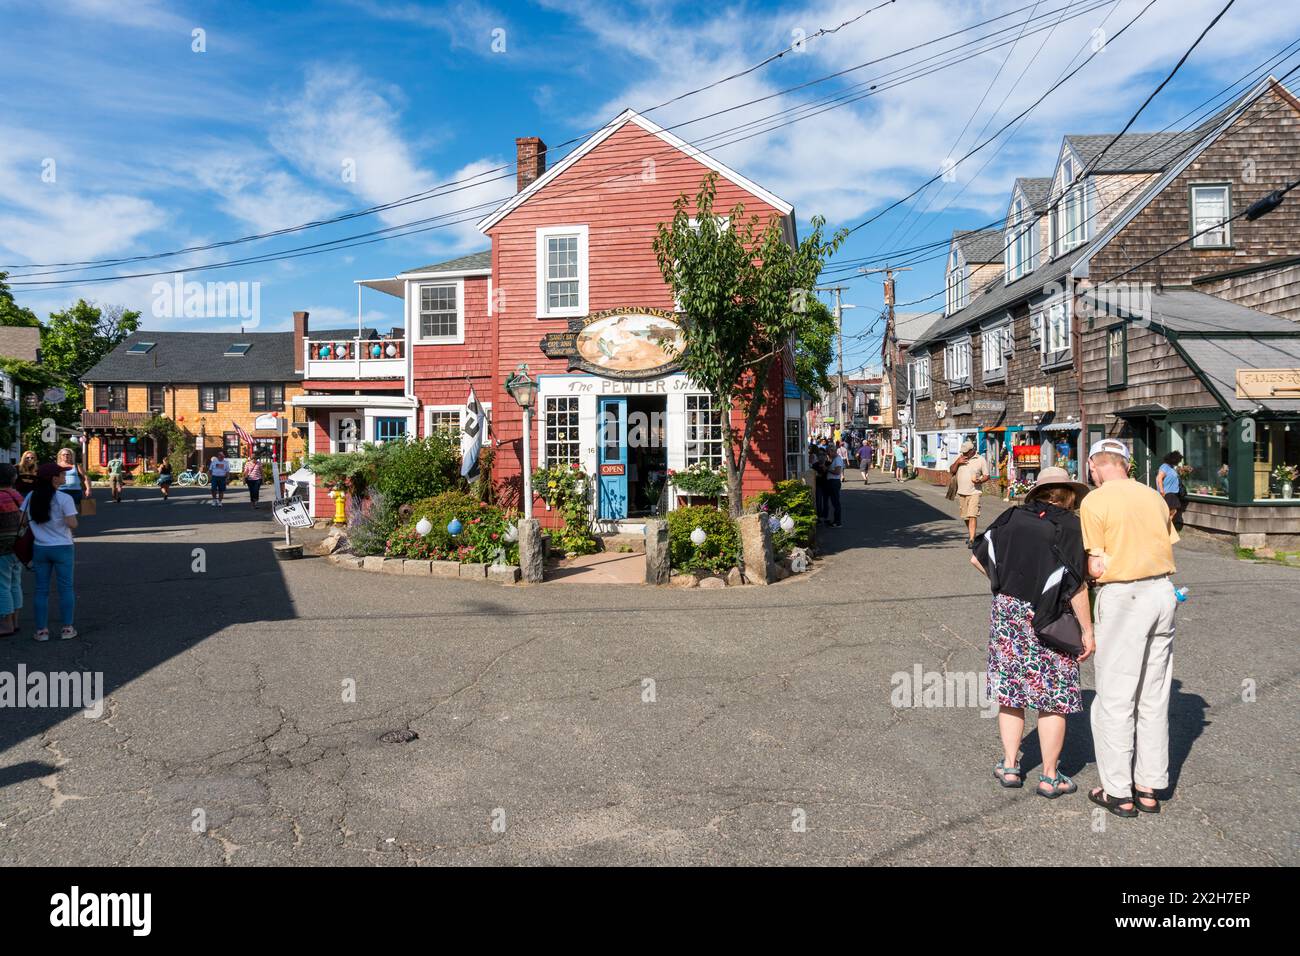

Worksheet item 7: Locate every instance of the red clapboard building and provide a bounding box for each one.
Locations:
[294,109,808,524]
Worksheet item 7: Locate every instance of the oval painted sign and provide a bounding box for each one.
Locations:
[540,308,685,380]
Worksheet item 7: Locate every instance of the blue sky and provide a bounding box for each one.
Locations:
[0,0,1289,370]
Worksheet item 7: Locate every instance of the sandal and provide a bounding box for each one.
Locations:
[1036,772,1077,799]
[1133,786,1161,814]
[994,760,1024,789]
[1088,787,1137,818]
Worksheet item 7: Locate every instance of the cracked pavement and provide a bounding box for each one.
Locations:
[0,480,1295,865]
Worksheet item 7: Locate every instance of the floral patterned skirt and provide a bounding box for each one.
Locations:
[986,593,1082,714]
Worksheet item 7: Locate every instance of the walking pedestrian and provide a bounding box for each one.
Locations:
[857,441,872,483]
[1156,451,1185,525]
[893,443,907,481]
[951,440,990,548]
[971,467,1094,798]
[0,464,25,637]
[15,450,38,498]
[106,451,125,503]
[157,459,173,500]
[826,442,844,527]
[22,461,79,642]
[208,450,230,507]
[1081,438,1180,818]
[56,447,90,513]
[810,443,829,523]
[243,456,263,509]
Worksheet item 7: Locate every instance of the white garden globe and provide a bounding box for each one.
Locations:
[415,518,433,536]
[780,514,796,533]
[690,527,707,546]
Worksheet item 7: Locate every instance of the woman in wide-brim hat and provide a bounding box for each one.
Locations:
[970,465,1094,800]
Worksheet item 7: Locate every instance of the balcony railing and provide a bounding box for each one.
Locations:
[304,336,405,380]
[80,410,152,429]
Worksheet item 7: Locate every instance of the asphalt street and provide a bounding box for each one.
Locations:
[0,477,1295,865]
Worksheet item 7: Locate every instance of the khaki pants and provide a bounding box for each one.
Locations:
[1090,577,1178,797]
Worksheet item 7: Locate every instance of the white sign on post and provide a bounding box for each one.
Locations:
[272,498,313,529]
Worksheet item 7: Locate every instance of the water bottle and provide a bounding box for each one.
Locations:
[1174,586,1189,603]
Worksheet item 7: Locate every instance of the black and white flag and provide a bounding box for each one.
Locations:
[460,387,486,479]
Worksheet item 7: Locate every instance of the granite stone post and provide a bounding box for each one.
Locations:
[738,513,774,585]
[644,518,670,585]
[518,518,545,583]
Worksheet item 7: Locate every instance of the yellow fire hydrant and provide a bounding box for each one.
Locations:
[330,489,347,526]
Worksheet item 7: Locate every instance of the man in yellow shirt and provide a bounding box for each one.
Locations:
[1079,438,1180,818]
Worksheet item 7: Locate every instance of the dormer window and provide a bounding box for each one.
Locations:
[945,251,968,316]
[1005,196,1037,283]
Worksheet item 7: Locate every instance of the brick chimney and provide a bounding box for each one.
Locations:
[293,311,309,374]
[515,137,547,193]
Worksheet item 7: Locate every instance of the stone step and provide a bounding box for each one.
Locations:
[596,532,646,554]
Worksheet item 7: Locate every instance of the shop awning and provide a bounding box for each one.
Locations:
[289,394,417,410]
[1113,403,1169,418]
[1175,335,1300,413]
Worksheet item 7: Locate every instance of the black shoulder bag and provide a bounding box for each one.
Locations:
[1032,514,1085,657]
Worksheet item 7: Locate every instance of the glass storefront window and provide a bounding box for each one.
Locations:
[1179,423,1230,498]
[1251,422,1300,500]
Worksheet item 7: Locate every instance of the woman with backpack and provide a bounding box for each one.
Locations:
[0,463,25,636]
[22,461,79,642]
[970,467,1094,800]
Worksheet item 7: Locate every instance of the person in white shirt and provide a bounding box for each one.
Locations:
[23,461,79,641]
[826,446,845,527]
[208,450,230,507]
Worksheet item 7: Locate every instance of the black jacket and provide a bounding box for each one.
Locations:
[973,503,1086,631]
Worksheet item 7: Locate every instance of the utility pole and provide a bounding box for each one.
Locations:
[860,267,912,462]
[815,285,853,438]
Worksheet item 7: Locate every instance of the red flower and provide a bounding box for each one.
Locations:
[491,533,499,540]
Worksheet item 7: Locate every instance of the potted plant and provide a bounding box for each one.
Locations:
[667,462,727,507]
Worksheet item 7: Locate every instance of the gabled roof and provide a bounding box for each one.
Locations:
[0,326,40,363]
[1013,177,1053,213]
[1063,131,1200,173]
[954,229,1005,264]
[398,250,491,276]
[82,331,301,384]
[1176,334,1300,412]
[1086,288,1300,335]
[476,109,794,233]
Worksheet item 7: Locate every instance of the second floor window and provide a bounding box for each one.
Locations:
[981,326,1008,379]
[250,383,284,411]
[1191,184,1231,248]
[200,384,230,412]
[1041,301,1071,359]
[148,385,165,413]
[944,339,972,387]
[945,256,968,316]
[910,356,931,394]
[1107,326,1127,387]
[418,283,460,341]
[95,383,128,412]
[536,226,588,317]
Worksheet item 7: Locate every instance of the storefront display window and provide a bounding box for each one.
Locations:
[1180,423,1230,498]
[1251,422,1300,501]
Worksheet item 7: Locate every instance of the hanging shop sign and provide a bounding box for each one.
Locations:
[933,400,948,418]
[1235,368,1300,399]
[1023,386,1055,413]
[540,308,685,380]
[973,399,1007,414]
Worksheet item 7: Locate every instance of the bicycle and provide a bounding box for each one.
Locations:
[177,468,209,487]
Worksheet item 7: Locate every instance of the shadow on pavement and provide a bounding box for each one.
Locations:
[0,487,297,783]
[817,480,968,554]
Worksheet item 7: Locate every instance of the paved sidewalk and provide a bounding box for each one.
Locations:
[0,483,1293,865]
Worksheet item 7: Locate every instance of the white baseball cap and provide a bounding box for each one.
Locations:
[1088,438,1130,461]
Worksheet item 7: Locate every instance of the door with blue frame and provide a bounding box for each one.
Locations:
[598,398,628,520]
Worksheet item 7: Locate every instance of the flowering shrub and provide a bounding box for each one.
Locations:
[386,490,520,564]
[668,461,727,497]
[530,462,598,555]
[667,505,740,573]
[747,479,816,555]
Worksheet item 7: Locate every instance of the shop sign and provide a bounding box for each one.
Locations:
[868,415,882,425]
[1235,368,1300,399]
[1023,386,1055,413]
[540,308,685,380]
[254,413,283,431]
[933,400,948,418]
[951,403,972,416]
[973,399,1006,413]
[272,497,313,529]
[599,463,625,476]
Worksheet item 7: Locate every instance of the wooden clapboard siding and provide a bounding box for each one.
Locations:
[1196,262,1300,323]
[1079,319,1216,428]
[411,275,495,432]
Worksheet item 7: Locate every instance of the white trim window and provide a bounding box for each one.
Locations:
[536,225,589,318]
[981,324,1009,380]
[1005,197,1036,282]
[413,279,464,344]
[910,354,931,395]
[1191,183,1232,248]
[685,394,724,468]
[945,252,968,316]
[424,403,492,438]
[1041,299,1071,360]
[543,396,581,465]
[784,417,805,479]
[944,338,972,389]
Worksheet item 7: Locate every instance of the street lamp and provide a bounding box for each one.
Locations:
[505,363,539,519]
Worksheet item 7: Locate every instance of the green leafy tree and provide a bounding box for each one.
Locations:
[0,272,40,328]
[793,297,836,400]
[654,174,845,516]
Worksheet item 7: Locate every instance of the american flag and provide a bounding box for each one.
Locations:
[232,421,256,454]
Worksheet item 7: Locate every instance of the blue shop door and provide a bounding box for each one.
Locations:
[598,398,628,520]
